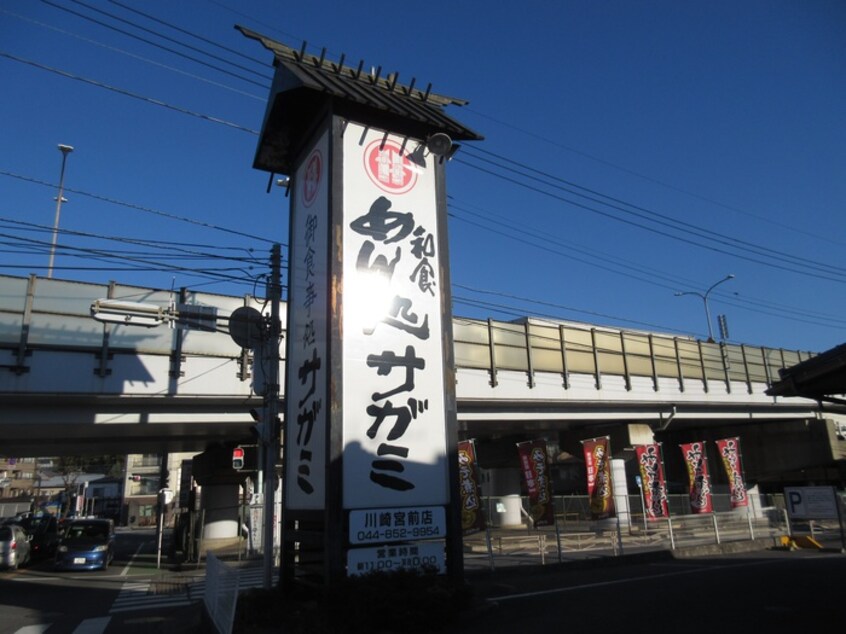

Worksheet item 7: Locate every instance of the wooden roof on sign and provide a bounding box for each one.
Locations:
[237,26,483,174]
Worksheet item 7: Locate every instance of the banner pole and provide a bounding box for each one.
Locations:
[667,516,676,550]
[615,512,624,556]
[736,439,755,540]
[835,489,846,553]
[554,513,563,563]
[712,513,721,544]
[485,525,495,571]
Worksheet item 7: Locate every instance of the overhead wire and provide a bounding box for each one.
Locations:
[447,199,846,329]
[0,227,258,282]
[461,146,846,277]
[40,0,271,88]
[0,52,260,135]
[0,216,265,266]
[0,7,266,101]
[0,170,276,246]
[106,0,270,67]
[6,2,843,341]
[462,107,846,249]
[454,150,846,283]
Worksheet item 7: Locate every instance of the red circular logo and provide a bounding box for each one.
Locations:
[363,139,418,194]
[302,150,322,207]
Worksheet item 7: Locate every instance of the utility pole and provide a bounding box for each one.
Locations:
[262,244,282,589]
[89,247,282,585]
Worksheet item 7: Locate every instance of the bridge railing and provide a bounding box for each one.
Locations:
[0,274,814,396]
[453,316,814,395]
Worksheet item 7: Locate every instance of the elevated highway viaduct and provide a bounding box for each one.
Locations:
[2,274,844,521]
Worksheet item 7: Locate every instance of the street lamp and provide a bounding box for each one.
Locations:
[47,144,74,278]
[675,274,735,342]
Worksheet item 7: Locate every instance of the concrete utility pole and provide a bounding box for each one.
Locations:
[48,144,74,278]
[262,243,282,589]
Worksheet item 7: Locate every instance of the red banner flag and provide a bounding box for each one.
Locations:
[581,436,615,520]
[457,440,486,533]
[635,444,669,520]
[516,439,555,526]
[715,437,748,508]
[680,440,713,513]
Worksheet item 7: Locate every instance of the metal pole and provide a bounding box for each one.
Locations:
[48,144,73,278]
[702,295,715,342]
[262,244,282,590]
[637,480,648,531]
[667,516,676,550]
[712,513,721,544]
[835,491,846,553]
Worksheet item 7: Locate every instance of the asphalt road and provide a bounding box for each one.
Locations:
[448,548,846,634]
[2,528,843,634]
[0,528,196,634]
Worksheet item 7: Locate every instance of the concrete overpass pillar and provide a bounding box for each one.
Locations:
[200,483,240,540]
[191,444,251,551]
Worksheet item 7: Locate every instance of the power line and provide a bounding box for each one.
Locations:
[7,4,842,345]
[459,147,846,280]
[0,229,257,286]
[106,0,269,67]
[453,155,846,285]
[0,216,265,266]
[68,0,270,79]
[40,0,270,88]
[0,170,275,245]
[0,52,260,135]
[1,8,265,101]
[462,107,846,250]
[448,201,846,330]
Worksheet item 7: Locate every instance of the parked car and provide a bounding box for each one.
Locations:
[0,524,31,570]
[28,514,61,561]
[54,518,115,571]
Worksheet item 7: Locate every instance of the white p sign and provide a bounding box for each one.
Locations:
[784,486,838,520]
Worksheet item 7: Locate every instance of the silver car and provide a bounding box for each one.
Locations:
[0,523,31,570]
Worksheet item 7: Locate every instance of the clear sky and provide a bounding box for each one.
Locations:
[1,0,844,353]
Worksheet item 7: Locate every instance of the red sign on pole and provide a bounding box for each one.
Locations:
[635,444,669,520]
[582,436,615,520]
[680,441,713,513]
[716,437,748,508]
[457,440,486,534]
[516,440,555,526]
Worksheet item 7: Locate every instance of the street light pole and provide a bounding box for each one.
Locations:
[675,274,735,342]
[48,144,74,278]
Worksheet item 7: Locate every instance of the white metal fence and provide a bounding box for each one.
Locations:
[204,552,240,634]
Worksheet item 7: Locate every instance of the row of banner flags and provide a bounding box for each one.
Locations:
[457,436,749,534]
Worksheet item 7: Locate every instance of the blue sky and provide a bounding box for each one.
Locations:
[1,0,844,353]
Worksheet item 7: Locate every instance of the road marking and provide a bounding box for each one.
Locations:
[72,617,111,633]
[120,543,146,577]
[110,580,193,614]
[13,618,111,634]
[490,558,781,601]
